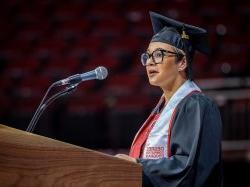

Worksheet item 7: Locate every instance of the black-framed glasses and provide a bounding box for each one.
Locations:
[140,48,178,66]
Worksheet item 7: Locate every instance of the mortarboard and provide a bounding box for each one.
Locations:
[149,11,210,55]
[149,11,210,79]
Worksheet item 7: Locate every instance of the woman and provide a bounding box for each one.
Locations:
[116,12,222,187]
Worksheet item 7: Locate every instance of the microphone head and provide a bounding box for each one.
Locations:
[95,66,108,80]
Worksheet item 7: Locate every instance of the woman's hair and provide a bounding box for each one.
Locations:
[172,46,185,61]
[172,46,189,78]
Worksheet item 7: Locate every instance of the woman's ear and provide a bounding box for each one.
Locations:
[177,57,187,72]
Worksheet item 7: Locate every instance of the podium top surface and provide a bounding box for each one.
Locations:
[0,124,78,149]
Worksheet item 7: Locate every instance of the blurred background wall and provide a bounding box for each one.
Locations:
[0,0,249,186]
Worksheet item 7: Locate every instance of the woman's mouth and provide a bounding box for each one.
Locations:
[148,69,159,77]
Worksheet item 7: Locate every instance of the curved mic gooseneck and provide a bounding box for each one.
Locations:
[26,82,57,132]
[26,84,77,133]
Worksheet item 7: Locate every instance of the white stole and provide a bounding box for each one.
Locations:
[142,80,201,159]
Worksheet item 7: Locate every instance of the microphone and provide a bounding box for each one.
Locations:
[55,66,108,86]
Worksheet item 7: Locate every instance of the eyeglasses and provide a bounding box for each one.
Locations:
[140,48,178,66]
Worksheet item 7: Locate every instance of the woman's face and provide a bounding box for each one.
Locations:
[145,42,181,90]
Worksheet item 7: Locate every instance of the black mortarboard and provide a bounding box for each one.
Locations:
[149,11,210,79]
[150,11,210,55]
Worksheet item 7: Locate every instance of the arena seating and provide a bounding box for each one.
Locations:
[0,0,249,147]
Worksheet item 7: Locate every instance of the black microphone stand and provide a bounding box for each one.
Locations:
[26,83,78,133]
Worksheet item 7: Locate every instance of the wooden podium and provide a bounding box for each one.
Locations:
[0,124,141,187]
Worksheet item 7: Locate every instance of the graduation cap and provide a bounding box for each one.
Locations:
[149,11,210,55]
[149,12,210,79]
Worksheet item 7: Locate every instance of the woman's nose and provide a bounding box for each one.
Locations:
[146,58,155,66]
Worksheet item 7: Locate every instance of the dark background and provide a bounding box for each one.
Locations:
[0,0,249,186]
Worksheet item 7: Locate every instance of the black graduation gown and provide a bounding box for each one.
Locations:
[137,92,223,187]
